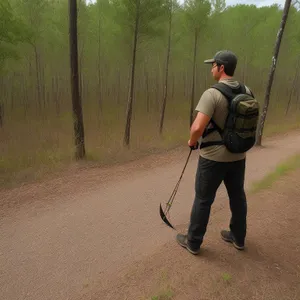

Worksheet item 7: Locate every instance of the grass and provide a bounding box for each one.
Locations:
[221,273,232,282]
[250,153,300,193]
[0,103,190,188]
[147,269,174,300]
[150,289,174,300]
[1,102,300,189]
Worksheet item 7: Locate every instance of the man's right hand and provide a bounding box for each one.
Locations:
[189,141,199,150]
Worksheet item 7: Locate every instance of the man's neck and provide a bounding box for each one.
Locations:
[218,74,233,81]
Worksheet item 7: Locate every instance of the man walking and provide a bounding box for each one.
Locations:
[176,50,257,255]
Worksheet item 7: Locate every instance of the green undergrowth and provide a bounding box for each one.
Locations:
[1,106,300,189]
[250,153,300,193]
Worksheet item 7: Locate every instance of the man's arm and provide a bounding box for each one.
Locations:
[188,112,211,147]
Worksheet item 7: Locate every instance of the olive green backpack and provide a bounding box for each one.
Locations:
[201,83,260,153]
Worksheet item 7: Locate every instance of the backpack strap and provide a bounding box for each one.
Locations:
[212,82,246,100]
[200,82,246,150]
[202,119,222,138]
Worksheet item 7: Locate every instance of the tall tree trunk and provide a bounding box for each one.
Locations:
[156,58,162,111]
[123,0,140,147]
[0,75,4,128]
[117,69,121,105]
[69,0,86,159]
[11,73,16,111]
[33,44,42,112]
[159,0,173,134]
[255,0,292,146]
[97,17,102,113]
[52,76,60,116]
[0,101,3,128]
[22,75,29,117]
[144,64,150,113]
[171,73,175,100]
[285,55,300,115]
[190,29,198,126]
[40,63,46,108]
[184,70,188,98]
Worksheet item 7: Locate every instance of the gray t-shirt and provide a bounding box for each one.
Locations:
[195,78,252,162]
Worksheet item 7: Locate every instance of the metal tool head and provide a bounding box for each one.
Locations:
[159,203,175,230]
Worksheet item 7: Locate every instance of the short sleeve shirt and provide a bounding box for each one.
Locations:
[195,78,252,162]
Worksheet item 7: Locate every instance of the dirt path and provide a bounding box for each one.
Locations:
[98,168,300,300]
[0,131,300,300]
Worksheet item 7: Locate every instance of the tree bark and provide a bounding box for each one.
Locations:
[145,65,150,113]
[0,75,4,127]
[69,0,86,159]
[159,0,173,134]
[97,16,102,113]
[123,0,140,147]
[255,0,292,146]
[33,44,42,111]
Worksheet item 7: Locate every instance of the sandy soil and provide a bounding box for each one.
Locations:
[0,131,299,300]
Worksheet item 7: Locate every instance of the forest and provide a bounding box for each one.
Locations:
[1,0,300,186]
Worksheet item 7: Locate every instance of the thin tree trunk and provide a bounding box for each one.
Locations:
[156,58,162,111]
[123,0,140,147]
[11,73,16,111]
[159,0,173,134]
[184,70,188,98]
[171,73,175,100]
[190,29,198,126]
[22,75,28,117]
[33,44,42,111]
[0,77,3,128]
[69,0,86,159]
[0,101,3,128]
[145,65,150,113]
[255,0,292,146]
[41,64,46,108]
[52,76,60,115]
[97,17,102,113]
[0,75,4,128]
[117,69,121,104]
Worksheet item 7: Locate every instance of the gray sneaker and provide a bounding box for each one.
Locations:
[176,234,201,255]
[221,230,245,250]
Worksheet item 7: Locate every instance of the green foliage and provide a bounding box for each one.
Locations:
[222,272,232,282]
[184,0,211,31]
[211,0,226,14]
[0,0,299,183]
[112,0,169,48]
[0,0,28,64]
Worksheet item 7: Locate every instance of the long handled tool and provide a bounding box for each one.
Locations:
[159,144,197,230]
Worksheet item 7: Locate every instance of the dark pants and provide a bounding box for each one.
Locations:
[187,156,247,249]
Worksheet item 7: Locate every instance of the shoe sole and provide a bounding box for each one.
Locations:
[221,235,244,251]
[176,239,200,255]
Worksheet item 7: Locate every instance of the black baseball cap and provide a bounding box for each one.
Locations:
[204,50,238,69]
